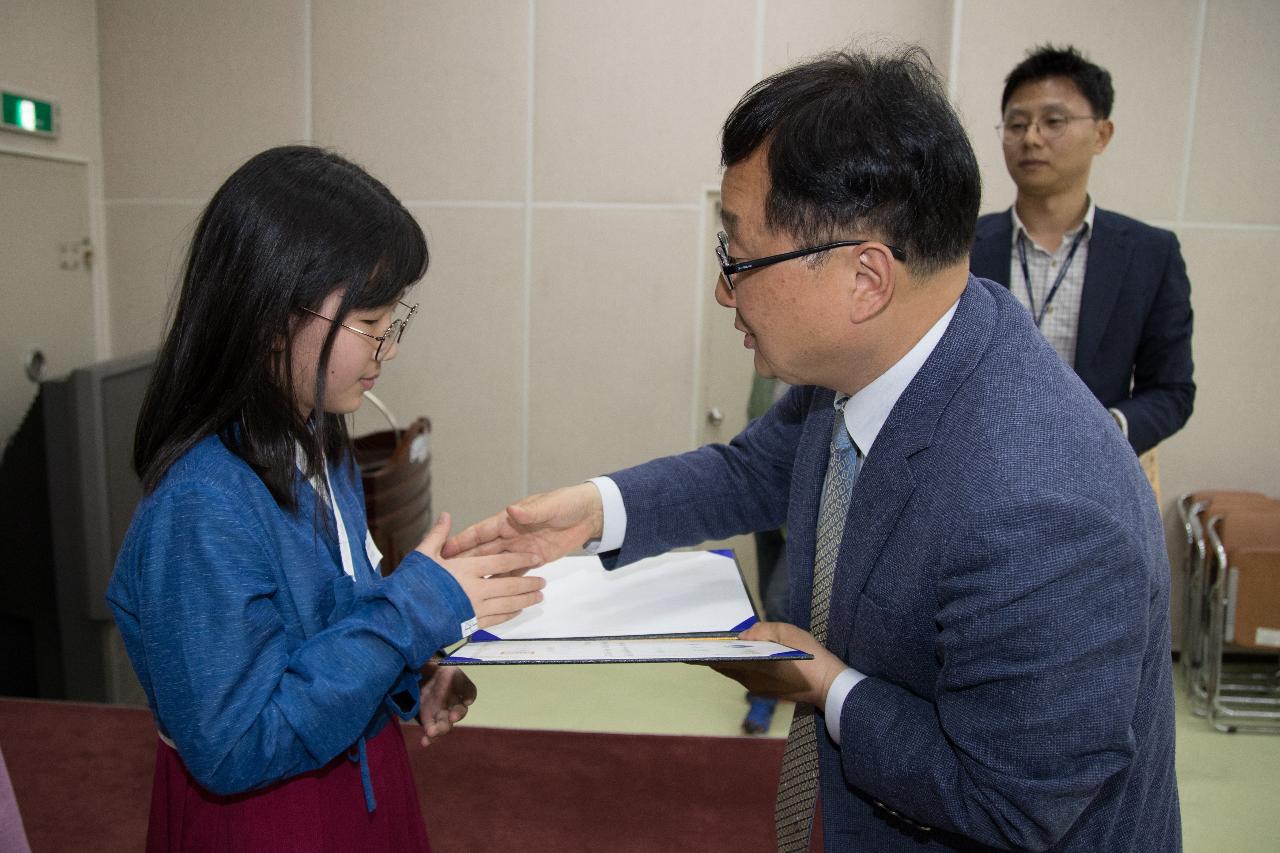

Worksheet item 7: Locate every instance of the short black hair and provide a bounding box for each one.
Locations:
[135,145,428,509]
[721,46,980,277]
[1001,44,1114,119]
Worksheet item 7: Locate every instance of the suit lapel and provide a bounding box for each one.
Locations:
[821,278,1000,654]
[971,210,1014,287]
[1075,210,1130,373]
[825,453,916,653]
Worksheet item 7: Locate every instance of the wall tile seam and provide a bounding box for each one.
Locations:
[530,202,701,212]
[100,199,707,212]
[948,0,964,101]
[406,202,702,211]
[87,0,111,362]
[403,201,525,209]
[303,0,313,144]
[97,210,1280,231]
[0,145,93,166]
[1174,0,1209,226]
[104,198,207,206]
[1150,221,1280,233]
[754,0,765,81]
[522,0,536,498]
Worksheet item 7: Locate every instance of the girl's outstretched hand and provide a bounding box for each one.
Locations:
[416,512,545,629]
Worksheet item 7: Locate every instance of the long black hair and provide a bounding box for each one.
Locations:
[134,145,428,510]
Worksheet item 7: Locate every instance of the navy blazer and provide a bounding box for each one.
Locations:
[970,208,1195,455]
[608,278,1180,851]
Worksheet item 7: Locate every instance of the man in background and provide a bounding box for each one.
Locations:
[449,46,1181,851]
[971,44,1194,484]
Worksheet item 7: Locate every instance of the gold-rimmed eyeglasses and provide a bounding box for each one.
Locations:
[301,300,418,362]
[996,113,1098,145]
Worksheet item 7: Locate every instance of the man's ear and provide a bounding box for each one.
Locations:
[848,243,896,323]
[1094,118,1114,154]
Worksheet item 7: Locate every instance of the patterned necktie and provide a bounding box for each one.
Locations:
[775,410,861,852]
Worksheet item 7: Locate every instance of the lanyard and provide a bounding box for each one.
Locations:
[1017,228,1086,327]
[296,444,358,581]
[325,466,358,581]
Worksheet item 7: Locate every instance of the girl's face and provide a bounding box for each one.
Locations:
[289,289,402,418]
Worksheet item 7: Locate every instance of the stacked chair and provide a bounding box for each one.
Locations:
[352,392,433,576]
[1176,490,1280,732]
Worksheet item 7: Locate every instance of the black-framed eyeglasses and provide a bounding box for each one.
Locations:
[301,300,418,362]
[715,231,907,292]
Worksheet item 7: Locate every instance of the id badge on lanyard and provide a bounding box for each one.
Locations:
[1018,229,1085,328]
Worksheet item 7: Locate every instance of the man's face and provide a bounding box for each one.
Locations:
[1001,76,1113,199]
[715,148,847,387]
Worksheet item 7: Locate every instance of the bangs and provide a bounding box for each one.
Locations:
[345,206,429,311]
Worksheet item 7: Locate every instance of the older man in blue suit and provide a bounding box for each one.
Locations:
[447,47,1181,852]
[970,45,1194,457]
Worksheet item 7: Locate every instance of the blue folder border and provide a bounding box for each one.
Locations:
[441,644,813,665]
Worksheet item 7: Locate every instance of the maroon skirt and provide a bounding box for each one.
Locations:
[147,721,431,853]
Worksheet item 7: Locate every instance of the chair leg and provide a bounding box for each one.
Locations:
[1206,578,1280,733]
[1181,503,1210,711]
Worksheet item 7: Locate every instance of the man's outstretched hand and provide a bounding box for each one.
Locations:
[443,483,605,564]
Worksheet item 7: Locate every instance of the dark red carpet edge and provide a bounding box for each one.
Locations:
[0,698,788,852]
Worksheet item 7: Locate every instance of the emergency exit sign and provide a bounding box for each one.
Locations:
[2,91,58,137]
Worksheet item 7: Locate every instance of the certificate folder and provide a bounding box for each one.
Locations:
[440,549,812,665]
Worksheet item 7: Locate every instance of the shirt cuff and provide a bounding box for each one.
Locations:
[824,666,868,745]
[583,476,626,554]
[1109,407,1129,438]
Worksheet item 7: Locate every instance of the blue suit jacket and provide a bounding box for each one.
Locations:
[970,208,1194,454]
[608,278,1180,851]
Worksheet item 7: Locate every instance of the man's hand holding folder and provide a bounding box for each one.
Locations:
[709,621,847,708]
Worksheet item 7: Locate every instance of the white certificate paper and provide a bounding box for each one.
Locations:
[482,550,757,640]
[439,550,812,665]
